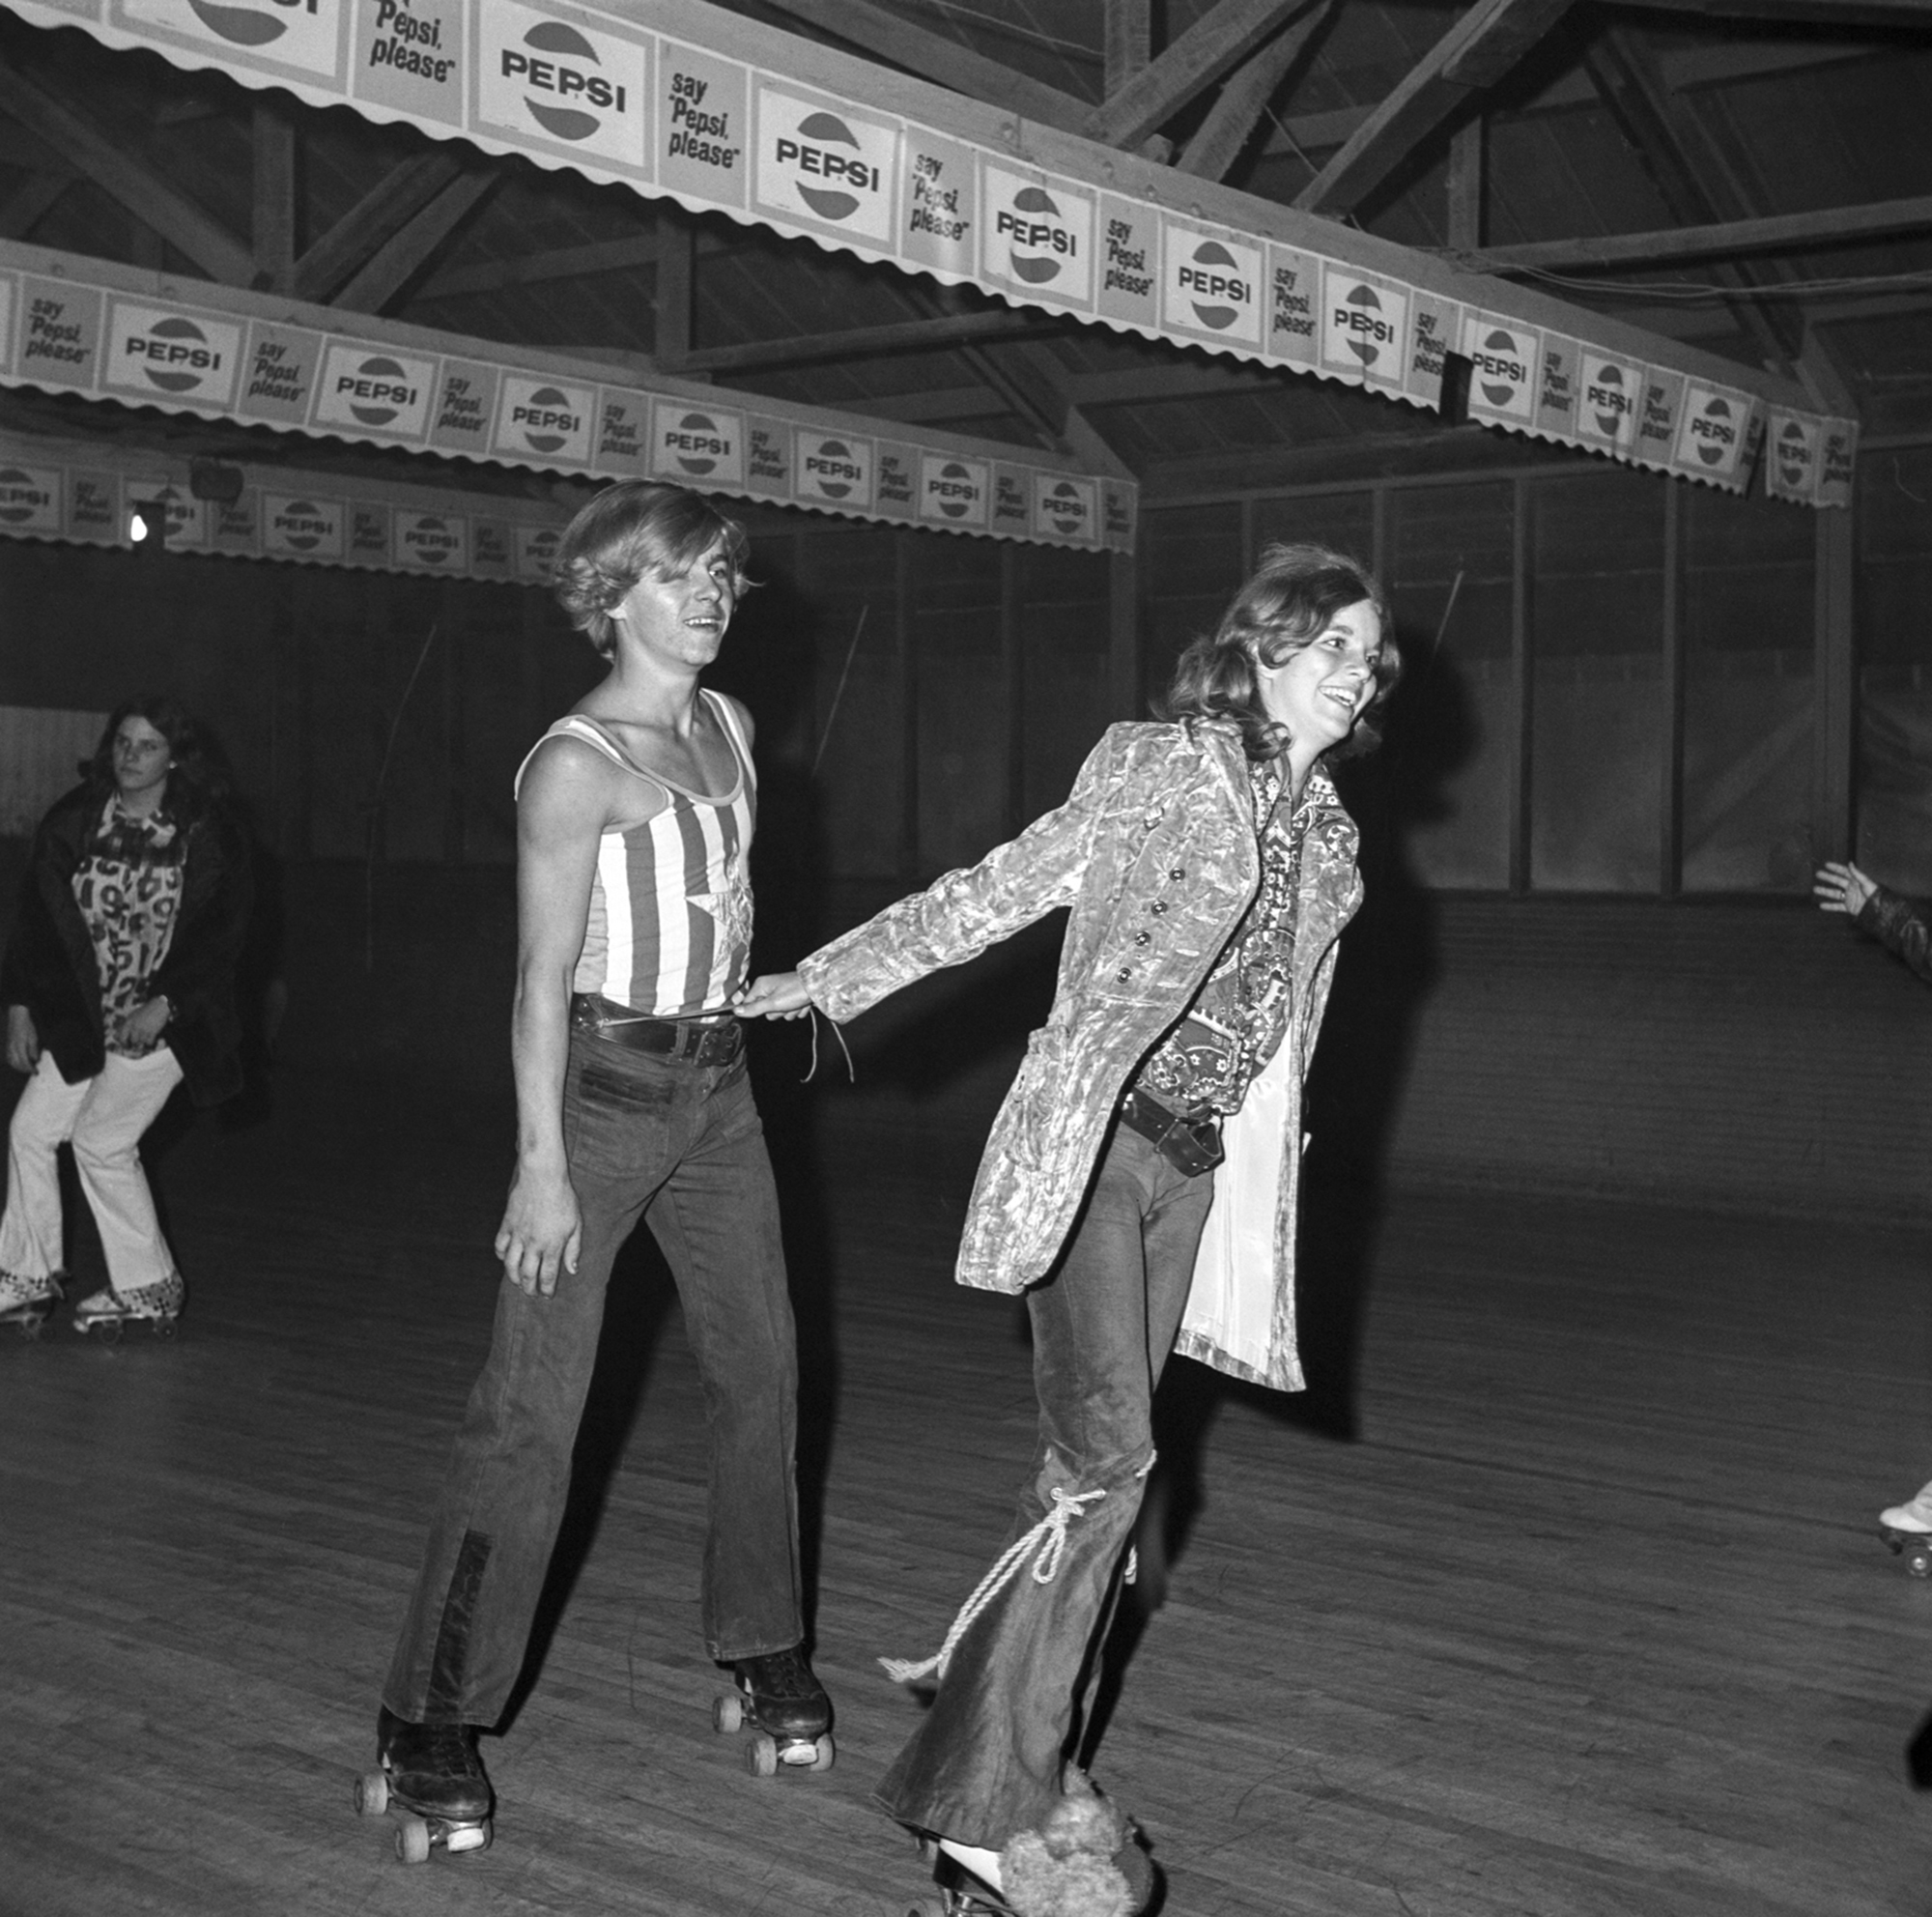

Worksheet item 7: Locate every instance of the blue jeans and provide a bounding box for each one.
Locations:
[874,1124,1216,1847]
[383,1029,802,1727]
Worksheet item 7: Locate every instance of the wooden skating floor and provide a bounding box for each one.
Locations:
[2,1061,1928,1917]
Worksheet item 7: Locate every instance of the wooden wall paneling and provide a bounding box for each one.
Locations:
[1510,476,1531,895]
[1816,501,1856,866]
[913,533,1007,876]
[1660,479,1686,898]
[1003,542,1023,839]
[1017,546,1112,821]
[896,532,919,883]
[1107,547,1140,725]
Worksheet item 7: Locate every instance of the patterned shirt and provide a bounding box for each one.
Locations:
[1134,758,1309,1117]
[71,796,185,1054]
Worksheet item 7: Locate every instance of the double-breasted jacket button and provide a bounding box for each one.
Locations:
[1169,868,1185,881]
[1133,930,1151,946]
[1150,901,1167,915]
[1115,968,1133,983]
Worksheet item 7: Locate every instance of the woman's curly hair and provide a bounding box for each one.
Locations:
[1157,541,1401,762]
[552,481,752,658]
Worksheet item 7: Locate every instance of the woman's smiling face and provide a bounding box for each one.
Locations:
[1254,597,1385,756]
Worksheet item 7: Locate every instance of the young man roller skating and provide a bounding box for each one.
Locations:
[365,482,828,1860]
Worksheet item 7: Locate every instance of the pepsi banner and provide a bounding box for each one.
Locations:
[0,243,1129,551]
[0,427,570,580]
[3,0,1853,504]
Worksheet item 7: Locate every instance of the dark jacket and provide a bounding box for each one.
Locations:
[1,783,254,1105]
[1858,885,1932,987]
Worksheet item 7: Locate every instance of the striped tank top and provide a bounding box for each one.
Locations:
[515,692,756,1017]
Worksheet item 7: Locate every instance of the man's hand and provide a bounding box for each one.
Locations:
[116,997,171,1055]
[5,1005,39,1074]
[495,1164,582,1297]
[736,972,813,1020]
[1814,860,1878,917]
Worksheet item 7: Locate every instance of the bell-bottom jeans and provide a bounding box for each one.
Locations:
[0,1046,184,1293]
[383,1027,803,1728]
[874,1122,1216,1849]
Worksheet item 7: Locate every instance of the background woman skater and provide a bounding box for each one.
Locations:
[0,698,252,1335]
[742,544,1400,1916]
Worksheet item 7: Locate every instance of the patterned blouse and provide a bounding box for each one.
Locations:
[1133,756,1310,1117]
[71,796,185,1054]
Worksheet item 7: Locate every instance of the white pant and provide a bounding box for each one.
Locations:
[0,1047,184,1294]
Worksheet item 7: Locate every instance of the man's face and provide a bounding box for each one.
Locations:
[611,539,737,670]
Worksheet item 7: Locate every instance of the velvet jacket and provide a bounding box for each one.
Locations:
[798,719,1363,1392]
[1859,885,1932,987]
[1,784,253,1106]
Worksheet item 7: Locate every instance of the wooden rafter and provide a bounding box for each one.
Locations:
[1089,0,1320,152]
[1581,28,1854,404]
[1294,0,1574,215]
[1462,192,1932,272]
[250,102,296,293]
[755,0,1091,133]
[1177,0,1339,181]
[674,307,1062,376]
[0,56,253,284]
[289,151,480,305]
[0,167,71,241]
[1616,0,1932,23]
[333,172,499,315]
[1104,0,1152,97]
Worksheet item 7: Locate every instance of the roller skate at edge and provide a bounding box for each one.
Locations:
[711,1644,835,1776]
[0,1270,63,1339]
[1880,1483,1932,1576]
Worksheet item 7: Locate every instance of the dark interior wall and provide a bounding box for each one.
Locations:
[1,473,1927,1223]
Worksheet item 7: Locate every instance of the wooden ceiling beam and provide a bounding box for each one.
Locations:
[1294,0,1575,215]
[251,101,296,293]
[0,56,255,284]
[0,168,72,242]
[1614,0,1932,24]
[679,307,1063,375]
[289,149,480,304]
[1177,0,1338,181]
[332,170,499,314]
[755,0,1093,133]
[1090,0,1320,151]
[1104,0,1152,96]
[1462,191,1932,272]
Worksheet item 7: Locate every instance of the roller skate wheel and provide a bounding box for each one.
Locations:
[810,1732,835,1772]
[747,1731,780,1778]
[713,1693,744,1734]
[906,1898,947,1917]
[445,1821,490,1854]
[395,1816,432,1865]
[354,1770,389,1817]
[1911,1548,1932,1580]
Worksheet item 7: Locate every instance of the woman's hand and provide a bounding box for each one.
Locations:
[5,1005,39,1074]
[495,1163,582,1298]
[117,996,172,1055]
[736,972,814,1020]
[1814,860,1878,917]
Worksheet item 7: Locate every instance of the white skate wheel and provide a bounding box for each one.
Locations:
[713,1693,744,1733]
[354,1770,389,1817]
[396,1816,432,1865]
[810,1733,835,1772]
[747,1732,779,1778]
[445,1822,488,1853]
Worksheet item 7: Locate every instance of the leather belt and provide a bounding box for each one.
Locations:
[1118,1086,1225,1177]
[570,993,744,1067]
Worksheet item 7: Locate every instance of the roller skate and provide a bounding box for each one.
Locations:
[907,1772,1156,1917]
[1881,1480,1932,1577]
[0,1269,63,1339]
[355,1706,494,1865]
[72,1272,185,1341]
[711,1644,835,1775]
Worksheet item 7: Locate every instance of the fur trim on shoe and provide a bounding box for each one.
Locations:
[1000,1771,1152,1917]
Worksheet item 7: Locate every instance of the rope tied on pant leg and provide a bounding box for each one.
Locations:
[879,1485,1108,1685]
[1123,1449,1156,1587]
